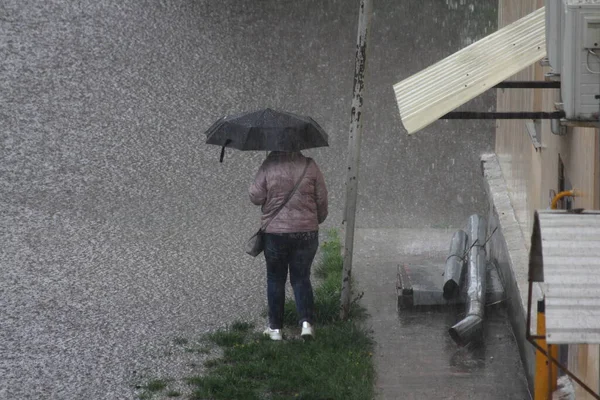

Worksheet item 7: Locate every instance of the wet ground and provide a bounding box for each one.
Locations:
[1,0,522,398]
[354,229,530,399]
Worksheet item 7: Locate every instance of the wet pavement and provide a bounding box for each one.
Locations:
[2,0,513,398]
[354,228,530,399]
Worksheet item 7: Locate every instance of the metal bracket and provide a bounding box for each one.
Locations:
[435,80,576,122]
[544,72,561,82]
[560,119,600,128]
[440,111,566,120]
[493,81,561,89]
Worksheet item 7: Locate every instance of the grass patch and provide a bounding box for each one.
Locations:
[205,322,254,348]
[137,378,169,399]
[146,379,167,392]
[231,321,253,332]
[204,359,221,368]
[166,390,181,397]
[315,229,343,279]
[189,322,374,400]
[187,230,375,400]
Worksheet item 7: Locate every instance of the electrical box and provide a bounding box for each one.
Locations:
[583,19,600,48]
[546,0,565,73]
[561,0,600,120]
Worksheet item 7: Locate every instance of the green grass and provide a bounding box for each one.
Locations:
[186,230,375,400]
[146,379,167,392]
[231,321,254,332]
[207,328,248,348]
[189,323,373,400]
[137,378,169,399]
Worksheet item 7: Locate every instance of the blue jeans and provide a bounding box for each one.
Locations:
[264,232,318,329]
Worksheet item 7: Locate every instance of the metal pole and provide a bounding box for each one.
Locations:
[340,0,373,320]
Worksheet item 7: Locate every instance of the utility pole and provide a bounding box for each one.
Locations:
[340,0,373,320]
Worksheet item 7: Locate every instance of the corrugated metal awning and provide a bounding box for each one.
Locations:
[530,210,600,344]
[393,7,546,134]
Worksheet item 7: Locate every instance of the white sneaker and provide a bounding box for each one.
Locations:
[263,327,282,341]
[301,322,315,339]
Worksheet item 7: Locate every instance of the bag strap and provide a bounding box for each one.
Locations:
[261,158,311,231]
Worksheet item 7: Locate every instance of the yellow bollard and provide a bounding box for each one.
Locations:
[535,299,558,400]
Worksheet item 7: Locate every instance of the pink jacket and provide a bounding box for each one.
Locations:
[249,152,328,233]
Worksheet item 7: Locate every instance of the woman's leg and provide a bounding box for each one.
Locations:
[289,233,318,325]
[264,233,289,329]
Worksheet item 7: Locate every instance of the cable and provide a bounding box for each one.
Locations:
[586,49,600,74]
[460,226,499,261]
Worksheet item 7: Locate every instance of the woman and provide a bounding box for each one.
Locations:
[249,151,328,341]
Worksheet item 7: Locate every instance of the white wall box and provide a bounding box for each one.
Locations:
[561,0,600,120]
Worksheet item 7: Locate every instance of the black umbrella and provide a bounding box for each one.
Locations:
[205,108,329,162]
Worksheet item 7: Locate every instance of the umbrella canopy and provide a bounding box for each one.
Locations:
[205,108,329,161]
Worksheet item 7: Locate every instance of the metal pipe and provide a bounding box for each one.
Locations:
[440,111,565,120]
[493,81,561,89]
[449,215,487,346]
[340,0,373,320]
[448,315,482,346]
[550,118,567,136]
[550,189,578,210]
[443,230,468,300]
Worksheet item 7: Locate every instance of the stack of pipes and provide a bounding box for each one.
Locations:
[443,214,488,346]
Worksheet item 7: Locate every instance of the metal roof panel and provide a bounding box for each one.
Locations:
[533,210,600,344]
[393,7,546,134]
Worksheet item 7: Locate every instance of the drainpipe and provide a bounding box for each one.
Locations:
[551,118,567,136]
[449,215,488,346]
[443,230,468,300]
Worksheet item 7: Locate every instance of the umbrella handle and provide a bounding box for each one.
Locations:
[219,139,232,163]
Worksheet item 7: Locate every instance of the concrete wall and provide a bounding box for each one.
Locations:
[482,154,539,392]
[494,0,600,397]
